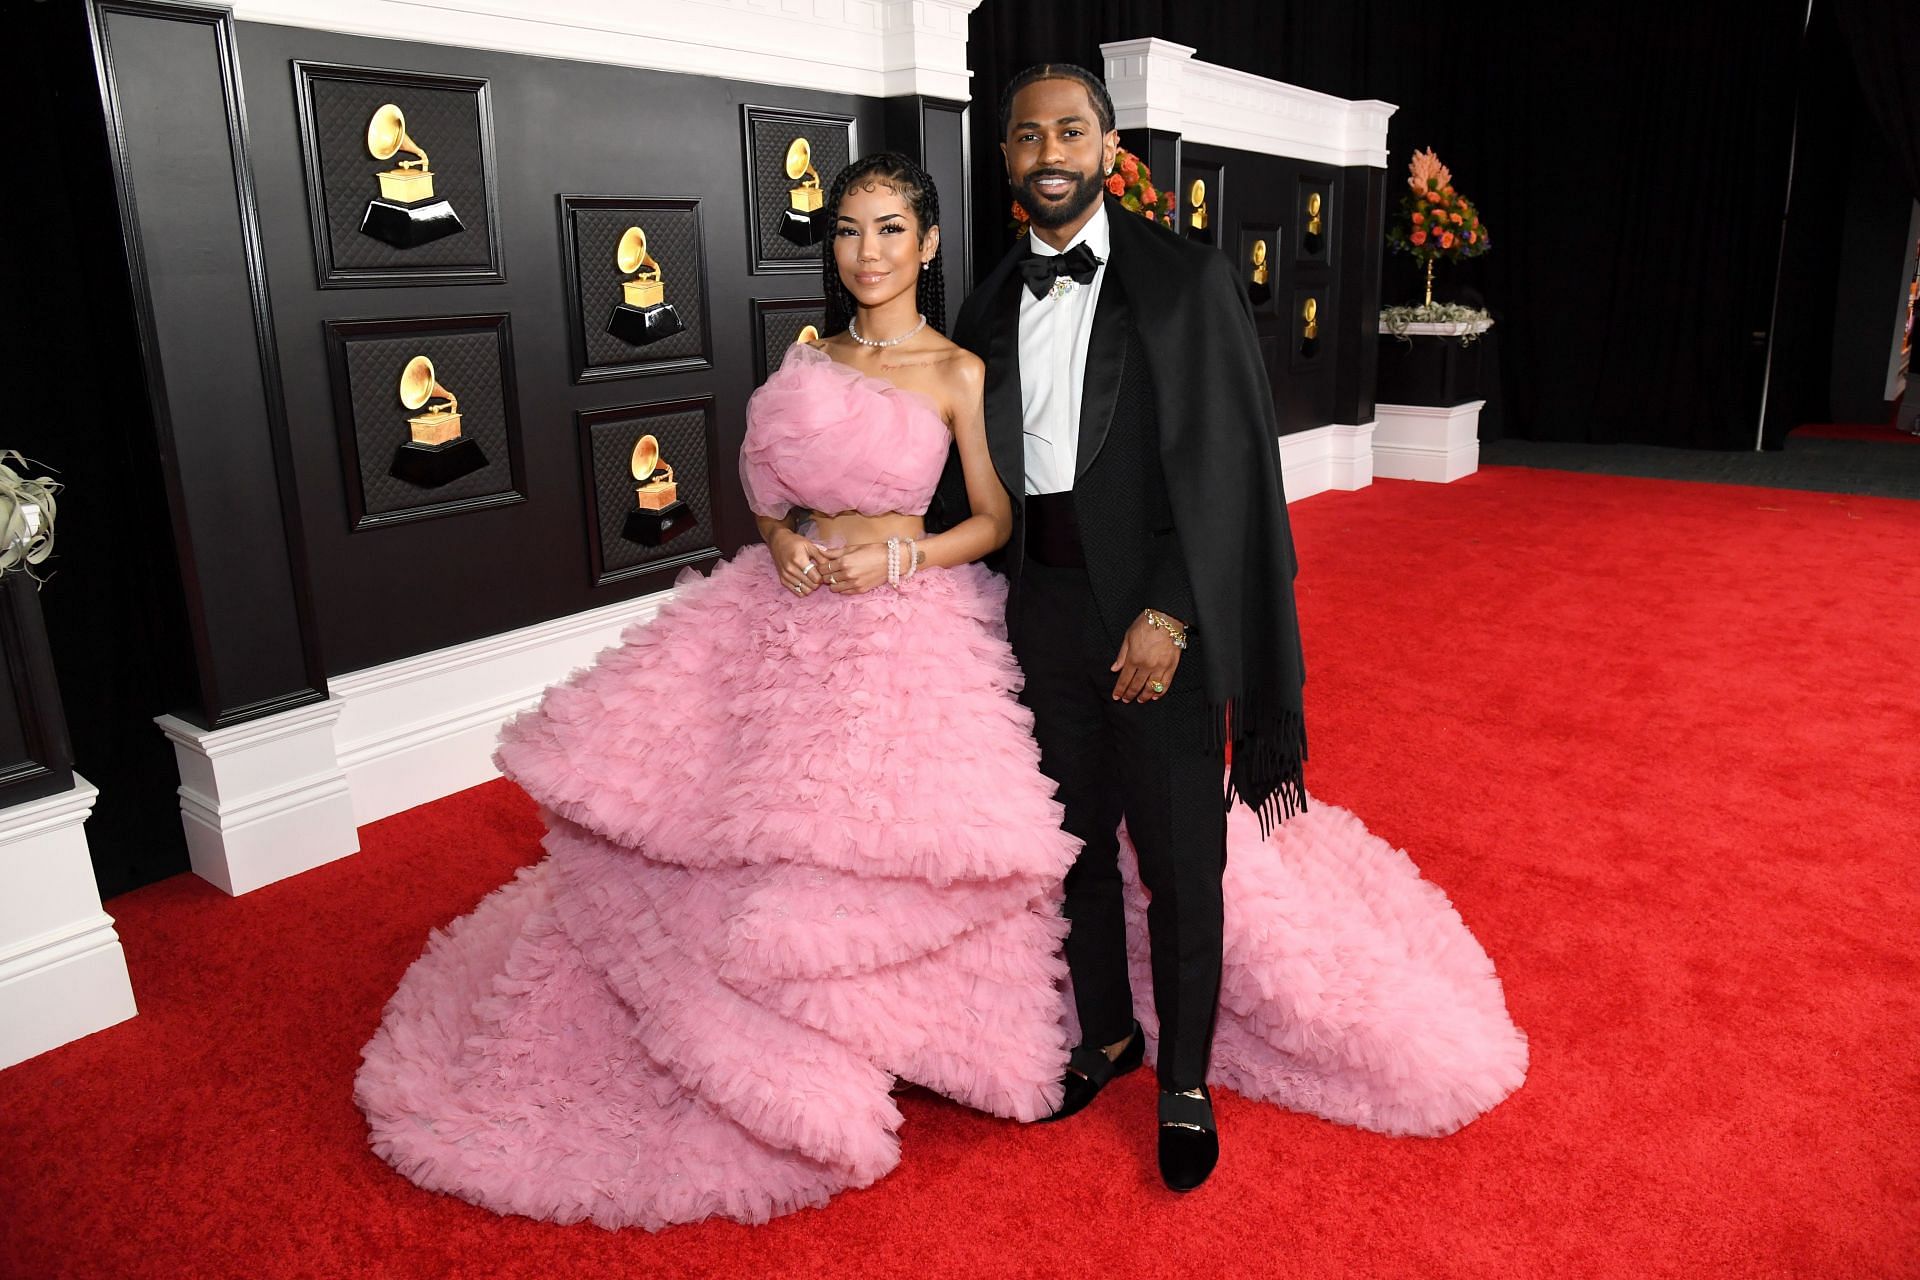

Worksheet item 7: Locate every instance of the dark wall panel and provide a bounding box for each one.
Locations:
[233,23,890,674]
[96,3,324,723]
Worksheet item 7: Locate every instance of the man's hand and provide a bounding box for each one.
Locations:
[1110,610,1184,702]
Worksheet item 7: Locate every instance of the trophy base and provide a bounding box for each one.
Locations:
[391,436,487,489]
[606,302,686,347]
[361,197,464,249]
[1302,232,1322,257]
[1247,282,1272,308]
[622,500,695,547]
[778,207,826,247]
[1187,226,1214,246]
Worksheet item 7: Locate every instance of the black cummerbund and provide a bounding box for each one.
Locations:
[1024,490,1085,568]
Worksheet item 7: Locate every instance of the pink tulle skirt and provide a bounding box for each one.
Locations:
[353,546,1526,1230]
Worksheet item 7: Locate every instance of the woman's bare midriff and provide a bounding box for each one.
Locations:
[807,511,926,546]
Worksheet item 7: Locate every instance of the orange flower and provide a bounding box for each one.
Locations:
[1450,212,1463,224]
[1141,183,1156,204]
[1440,231,1455,249]
[1106,173,1125,196]
[1468,231,1478,244]
[1410,230,1427,246]
[1011,200,1029,223]
[1412,211,1425,224]
[1121,153,1140,179]
[1141,206,1155,219]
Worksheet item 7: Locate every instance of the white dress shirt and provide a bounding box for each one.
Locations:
[1019,202,1111,496]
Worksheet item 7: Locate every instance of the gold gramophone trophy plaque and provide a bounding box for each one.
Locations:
[360,103,464,249]
[605,226,687,347]
[390,354,487,487]
[778,136,828,247]
[1299,296,1320,360]
[1303,191,1325,257]
[1187,178,1212,244]
[621,433,694,546]
[1248,238,1271,307]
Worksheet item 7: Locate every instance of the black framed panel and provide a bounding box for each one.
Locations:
[743,104,856,274]
[1296,172,1335,267]
[0,576,76,809]
[1238,220,1280,315]
[577,398,723,588]
[751,297,827,384]
[324,312,526,530]
[293,60,505,288]
[559,194,713,382]
[1181,159,1226,250]
[1289,287,1326,372]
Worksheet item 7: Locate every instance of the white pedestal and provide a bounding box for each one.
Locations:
[155,699,358,896]
[0,775,138,1069]
[1372,400,1484,483]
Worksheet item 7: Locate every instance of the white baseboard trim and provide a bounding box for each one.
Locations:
[157,701,359,897]
[1278,423,1376,502]
[0,776,138,1070]
[330,590,679,827]
[1373,400,1483,483]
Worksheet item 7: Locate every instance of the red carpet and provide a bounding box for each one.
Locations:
[1790,421,1920,444]
[4,466,1917,1278]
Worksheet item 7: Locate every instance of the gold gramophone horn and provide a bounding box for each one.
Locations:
[1188,178,1208,230]
[785,137,819,188]
[1301,297,1319,339]
[616,226,659,279]
[630,434,674,485]
[1307,191,1323,235]
[367,103,428,170]
[795,324,821,345]
[398,354,458,416]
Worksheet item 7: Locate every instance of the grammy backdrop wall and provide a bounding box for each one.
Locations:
[229,23,896,673]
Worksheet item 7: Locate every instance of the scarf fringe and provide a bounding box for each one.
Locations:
[1210,692,1310,839]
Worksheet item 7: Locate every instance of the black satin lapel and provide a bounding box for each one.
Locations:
[982,267,1027,499]
[1075,275,1129,480]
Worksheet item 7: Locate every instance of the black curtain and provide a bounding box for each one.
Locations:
[966,0,1808,448]
[1832,0,1920,199]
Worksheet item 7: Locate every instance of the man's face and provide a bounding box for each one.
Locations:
[1002,77,1119,231]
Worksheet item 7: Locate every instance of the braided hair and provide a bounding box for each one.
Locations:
[997,63,1116,137]
[820,152,947,338]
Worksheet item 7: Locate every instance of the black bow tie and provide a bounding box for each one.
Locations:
[1021,241,1102,298]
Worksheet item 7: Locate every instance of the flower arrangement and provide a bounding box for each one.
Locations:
[1386,148,1489,304]
[0,451,59,581]
[1011,146,1174,236]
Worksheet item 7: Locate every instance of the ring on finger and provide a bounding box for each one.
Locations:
[802,563,816,576]
[1149,679,1167,694]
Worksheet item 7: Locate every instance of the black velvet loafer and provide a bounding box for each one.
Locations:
[1040,1021,1145,1122]
[1158,1083,1219,1191]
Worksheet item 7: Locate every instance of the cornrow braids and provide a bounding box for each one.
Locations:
[997,62,1116,138]
[819,152,947,338]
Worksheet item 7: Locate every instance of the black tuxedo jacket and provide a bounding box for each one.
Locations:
[938,255,1195,645]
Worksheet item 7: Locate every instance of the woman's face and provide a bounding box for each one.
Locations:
[833,178,938,311]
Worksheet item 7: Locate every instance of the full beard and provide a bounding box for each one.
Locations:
[1012,167,1105,230]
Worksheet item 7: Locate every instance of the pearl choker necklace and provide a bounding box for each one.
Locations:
[849,314,927,348]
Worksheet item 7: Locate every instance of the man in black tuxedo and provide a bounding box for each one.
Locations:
[937,64,1310,1192]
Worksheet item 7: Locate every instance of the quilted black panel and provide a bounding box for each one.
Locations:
[758,301,826,384]
[343,330,515,514]
[307,74,493,273]
[572,205,706,368]
[587,406,715,578]
[747,108,852,269]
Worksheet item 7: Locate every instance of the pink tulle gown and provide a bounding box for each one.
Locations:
[353,342,1527,1231]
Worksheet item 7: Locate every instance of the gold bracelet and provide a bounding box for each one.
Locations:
[1143,610,1189,650]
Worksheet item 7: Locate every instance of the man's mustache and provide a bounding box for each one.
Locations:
[1020,168,1089,186]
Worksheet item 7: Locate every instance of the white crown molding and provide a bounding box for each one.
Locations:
[230,0,980,100]
[1101,37,1397,168]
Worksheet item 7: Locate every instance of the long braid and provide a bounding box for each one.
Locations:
[819,152,948,337]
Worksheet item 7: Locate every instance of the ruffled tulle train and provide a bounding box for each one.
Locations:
[354,544,1526,1231]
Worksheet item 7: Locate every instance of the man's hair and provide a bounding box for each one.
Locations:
[997,63,1115,138]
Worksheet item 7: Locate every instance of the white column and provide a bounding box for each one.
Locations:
[0,776,138,1069]
[156,698,358,896]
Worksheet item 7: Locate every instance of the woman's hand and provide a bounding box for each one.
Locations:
[769,528,830,597]
[822,543,889,594]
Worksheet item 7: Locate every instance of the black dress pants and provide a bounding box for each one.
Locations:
[1010,558,1228,1092]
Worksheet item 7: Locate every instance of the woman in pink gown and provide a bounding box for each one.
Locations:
[353,156,1527,1231]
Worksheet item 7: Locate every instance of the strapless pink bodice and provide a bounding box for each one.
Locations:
[739,343,952,519]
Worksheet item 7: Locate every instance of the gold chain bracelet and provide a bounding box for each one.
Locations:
[1143,610,1189,650]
